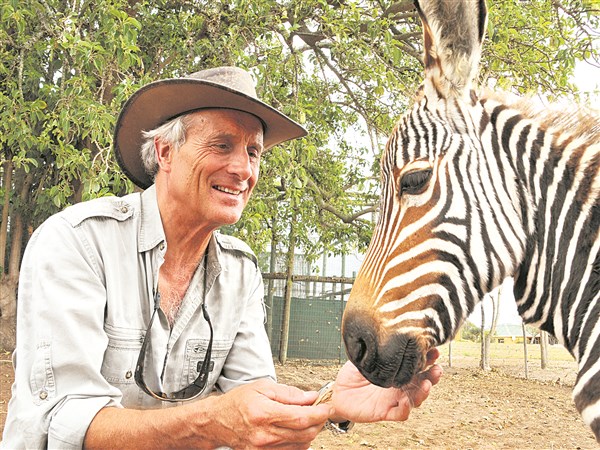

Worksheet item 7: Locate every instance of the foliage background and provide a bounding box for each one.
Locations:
[1,0,598,350]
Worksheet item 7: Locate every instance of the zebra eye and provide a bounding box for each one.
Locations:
[400,169,432,195]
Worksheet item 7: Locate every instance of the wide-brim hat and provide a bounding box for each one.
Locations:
[114,66,308,189]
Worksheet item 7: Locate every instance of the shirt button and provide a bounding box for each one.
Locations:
[125,370,133,379]
[120,205,129,213]
[159,243,165,251]
[39,390,48,400]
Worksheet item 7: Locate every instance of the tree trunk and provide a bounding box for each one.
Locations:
[278,213,297,364]
[339,254,346,362]
[480,301,490,370]
[540,330,549,369]
[489,285,500,337]
[522,322,529,379]
[484,286,500,371]
[0,159,13,274]
[322,252,327,297]
[0,275,18,351]
[482,333,491,371]
[265,217,278,342]
[0,170,34,351]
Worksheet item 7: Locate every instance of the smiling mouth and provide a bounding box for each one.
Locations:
[214,185,244,195]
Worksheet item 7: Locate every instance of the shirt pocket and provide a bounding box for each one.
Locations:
[29,340,56,405]
[182,339,233,394]
[101,324,144,406]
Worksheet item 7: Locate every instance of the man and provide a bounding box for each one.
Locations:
[2,67,442,449]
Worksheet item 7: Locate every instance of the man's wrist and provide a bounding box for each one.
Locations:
[313,381,354,435]
[325,418,354,434]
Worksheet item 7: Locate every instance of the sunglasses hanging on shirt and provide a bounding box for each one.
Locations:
[134,253,213,402]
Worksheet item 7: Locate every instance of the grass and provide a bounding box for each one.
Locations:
[438,339,576,362]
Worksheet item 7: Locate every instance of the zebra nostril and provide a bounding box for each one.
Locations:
[343,313,378,373]
[346,333,369,366]
[356,337,367,362]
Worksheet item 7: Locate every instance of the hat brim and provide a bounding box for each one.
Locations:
[114,78,307,189]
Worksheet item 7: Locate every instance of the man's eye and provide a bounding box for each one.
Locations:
[399,169,432,195]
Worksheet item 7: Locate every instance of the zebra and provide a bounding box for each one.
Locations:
[341,0,600,442]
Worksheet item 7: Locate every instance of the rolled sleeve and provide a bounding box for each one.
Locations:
[217,270,276,392]
[48,397,119,449]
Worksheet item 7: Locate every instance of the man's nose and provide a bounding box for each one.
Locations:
[227,147,253,179]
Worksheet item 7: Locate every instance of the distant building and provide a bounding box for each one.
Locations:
[492,324,534,344]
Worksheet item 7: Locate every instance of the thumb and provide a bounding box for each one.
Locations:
[257,380,319,406]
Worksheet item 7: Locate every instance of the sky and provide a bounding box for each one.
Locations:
[572,58,600,107]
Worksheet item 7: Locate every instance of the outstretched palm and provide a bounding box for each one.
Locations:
[331,348,442,422]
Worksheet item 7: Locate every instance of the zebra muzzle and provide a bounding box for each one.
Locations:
[343,312,426,388]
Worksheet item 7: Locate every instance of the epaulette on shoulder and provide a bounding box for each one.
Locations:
[60,193,139,227]
[215,232,258,266]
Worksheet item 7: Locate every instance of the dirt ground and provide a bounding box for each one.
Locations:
[1,351,597,449]
[284,357,596,450]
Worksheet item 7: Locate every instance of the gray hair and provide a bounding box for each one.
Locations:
[139,112,197,179]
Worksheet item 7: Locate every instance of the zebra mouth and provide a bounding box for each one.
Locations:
[378,333,423,388]
[343,311,426,388]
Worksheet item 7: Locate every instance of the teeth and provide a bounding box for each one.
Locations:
[215,186,242,195]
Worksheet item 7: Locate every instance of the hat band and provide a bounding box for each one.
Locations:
[164,107,268,134]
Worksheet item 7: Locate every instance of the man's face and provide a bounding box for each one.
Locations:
[163,108,264,230]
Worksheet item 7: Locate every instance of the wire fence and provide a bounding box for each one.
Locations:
[262,273,355,364]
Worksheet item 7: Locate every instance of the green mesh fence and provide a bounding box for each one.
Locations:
[266,295,348,362]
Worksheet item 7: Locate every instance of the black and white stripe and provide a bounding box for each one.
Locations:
[342,0,600,442]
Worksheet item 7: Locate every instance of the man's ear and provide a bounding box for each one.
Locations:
[155,137,173,174]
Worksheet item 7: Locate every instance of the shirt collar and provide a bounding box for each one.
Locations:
[138,185,223,280]
[139,184,166,253]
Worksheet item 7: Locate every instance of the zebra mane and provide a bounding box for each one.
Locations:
[481,89,600,147]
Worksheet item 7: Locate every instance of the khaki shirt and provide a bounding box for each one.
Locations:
[2,185,275,449]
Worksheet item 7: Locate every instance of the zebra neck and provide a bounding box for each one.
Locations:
[482,100,600,359]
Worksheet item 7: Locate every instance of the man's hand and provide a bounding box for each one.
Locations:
[85,379,330,450]
[331,348,443,423]
[206,379,331,449]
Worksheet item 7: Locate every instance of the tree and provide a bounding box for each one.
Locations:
[522,321,529,379]
[540,330,550,369]
[480,286,501,371]
[0,0,140,350]
[460,320,482,342]
[479,302,489,370]
[2,0,598,351]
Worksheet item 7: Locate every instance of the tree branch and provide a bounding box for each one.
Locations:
[305,178,377,223]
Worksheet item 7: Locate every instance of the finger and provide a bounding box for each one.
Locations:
[335,361,371,388]
[425,347,440,366]
[260,381,320,406]
[401,366,438,409]
[381,400,413,422]
[252,381,332,430]
[270,440,314,450]
[244,422,323,450]
[269,403,331,430]
[267,424,324,449]
[410,378,433,408]
[420,364,443,386]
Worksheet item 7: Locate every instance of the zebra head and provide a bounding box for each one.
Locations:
[342,0,519,388]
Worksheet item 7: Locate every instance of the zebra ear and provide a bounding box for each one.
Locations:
[414,0,487,101]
